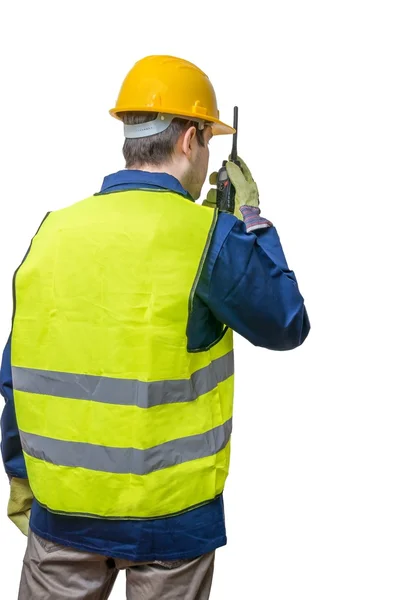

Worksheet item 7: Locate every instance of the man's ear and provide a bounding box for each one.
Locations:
[181,126,197,159]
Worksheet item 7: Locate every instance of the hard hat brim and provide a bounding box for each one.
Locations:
[109,107,235,136]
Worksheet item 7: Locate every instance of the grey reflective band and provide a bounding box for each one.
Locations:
[12,351,233,408]
[20,418,232,475]
[124,113,205,139]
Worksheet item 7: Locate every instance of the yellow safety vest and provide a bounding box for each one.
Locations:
[11,190,234,519]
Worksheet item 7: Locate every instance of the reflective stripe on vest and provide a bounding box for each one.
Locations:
[20,418,232,475]
[12,189,234,519]
[12,351,234,408]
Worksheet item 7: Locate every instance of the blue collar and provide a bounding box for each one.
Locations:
[99,170,193,200]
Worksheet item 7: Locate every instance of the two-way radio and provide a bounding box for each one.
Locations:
[216,106,240,213]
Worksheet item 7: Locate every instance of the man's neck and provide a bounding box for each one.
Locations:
[128,163,189,194]
[128,163,178,178]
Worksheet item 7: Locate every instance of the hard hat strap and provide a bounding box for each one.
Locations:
[124,113,205,139]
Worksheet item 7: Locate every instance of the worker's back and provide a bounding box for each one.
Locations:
[11,189,234,519]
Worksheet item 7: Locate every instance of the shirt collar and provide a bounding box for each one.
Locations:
[99,169,193,200]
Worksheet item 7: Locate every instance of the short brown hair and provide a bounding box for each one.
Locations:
[120,112,207,168]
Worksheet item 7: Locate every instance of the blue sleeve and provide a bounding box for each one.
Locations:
[0,336,27,478]
[196,213,310,350]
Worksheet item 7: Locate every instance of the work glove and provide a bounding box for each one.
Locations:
[201,171,218,209]
[225,156,260,217]
[7,477,33,536]
[202,158,259,219]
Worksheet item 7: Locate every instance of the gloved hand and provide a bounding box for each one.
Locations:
[202,158,260,220]
[201,171,218,209]
[7,477,33,536]
[226,156,259,218]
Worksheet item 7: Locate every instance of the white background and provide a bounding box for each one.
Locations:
[0,1,397,598]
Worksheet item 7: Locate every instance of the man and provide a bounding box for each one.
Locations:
[1,55,310,599]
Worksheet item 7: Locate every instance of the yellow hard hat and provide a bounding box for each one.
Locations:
[110,55,235,136]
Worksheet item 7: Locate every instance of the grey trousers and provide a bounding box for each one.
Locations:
[18,530,215,600]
